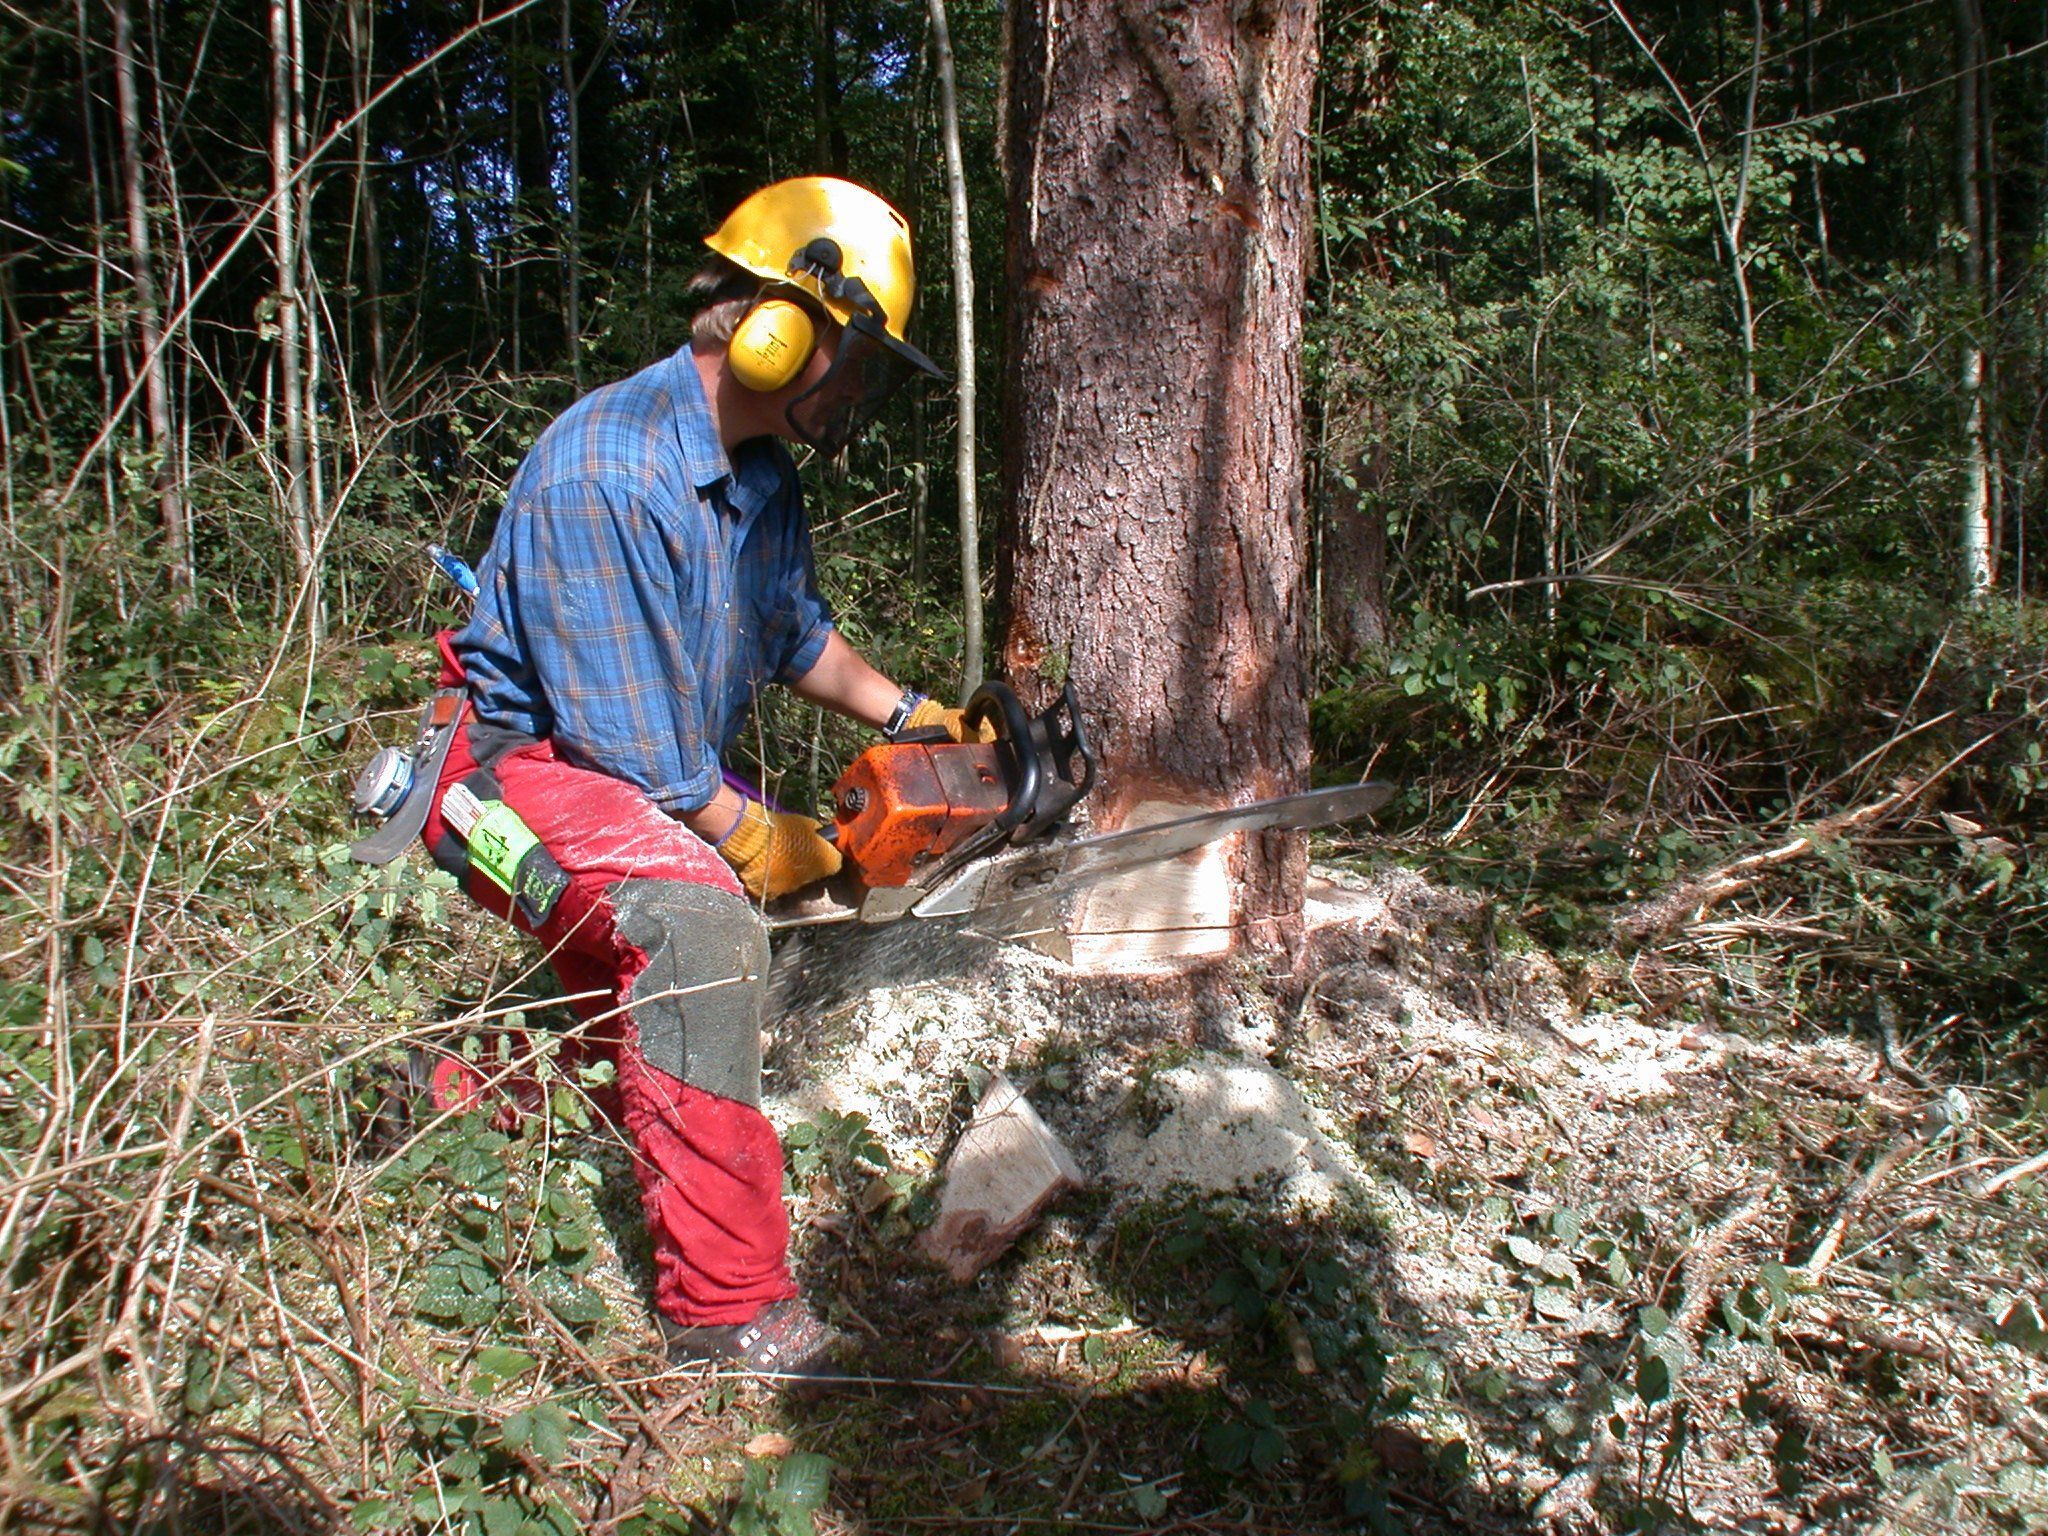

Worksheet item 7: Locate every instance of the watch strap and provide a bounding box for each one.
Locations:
[883,689,927,739]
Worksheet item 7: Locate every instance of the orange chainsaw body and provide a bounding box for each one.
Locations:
[831,740,1014,887]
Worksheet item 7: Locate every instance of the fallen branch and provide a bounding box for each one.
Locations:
[1974,1146,2048,1198]
[1800,1134,1921,1281]
[1615,723,2015,944]
[1673,1189,1773,1334]
[1792,1311,2048,1462]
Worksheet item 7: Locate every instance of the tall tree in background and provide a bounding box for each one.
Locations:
[1309,1,1397,671]
[109,0,187,604]
[1953,0,1994,598]
[1000,0,1319,952]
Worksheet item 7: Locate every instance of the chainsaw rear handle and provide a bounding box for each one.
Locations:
[965,679,1095,843]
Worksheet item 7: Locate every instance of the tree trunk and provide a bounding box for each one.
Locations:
[1954,0,1994,599]
[1318,439,1388,667]
[111,0,189,607]
[76,0,127,619]
[1001,0,1318,956]
[346,0,387,409]
[270,0,317,635]
[291,0,326,632]
[811,0,848,175]
[1730,0,1763,528]
[908,26,933,592]
[561,0,584,388]
[928,0,983,697]
[1800,0,1832,275]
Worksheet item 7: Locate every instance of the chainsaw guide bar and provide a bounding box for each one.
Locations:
[919,779,1394,924]
[764,778,1393,935]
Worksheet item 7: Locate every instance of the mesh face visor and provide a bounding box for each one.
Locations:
[784,311,946,457]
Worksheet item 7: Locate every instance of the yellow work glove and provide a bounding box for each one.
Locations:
[898,696,998,744]
[714,798,842,901]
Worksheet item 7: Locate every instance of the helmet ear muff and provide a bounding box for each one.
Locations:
[729,297,817,392]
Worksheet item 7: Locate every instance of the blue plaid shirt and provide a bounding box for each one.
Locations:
[454,347,835,813]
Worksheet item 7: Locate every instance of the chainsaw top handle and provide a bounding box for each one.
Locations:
[966,679,1096,844]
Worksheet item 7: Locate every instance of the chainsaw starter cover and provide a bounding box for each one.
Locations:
[831,740,1012,887]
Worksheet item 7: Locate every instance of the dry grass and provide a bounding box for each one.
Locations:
[2,643,2044,1535]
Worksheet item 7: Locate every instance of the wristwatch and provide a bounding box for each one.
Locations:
[883,689,927,739]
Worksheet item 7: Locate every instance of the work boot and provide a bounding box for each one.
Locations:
[660,1298,849,1386]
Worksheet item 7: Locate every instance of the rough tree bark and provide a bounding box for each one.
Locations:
[1000,0,1318,954]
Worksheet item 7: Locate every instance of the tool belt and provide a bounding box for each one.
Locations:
[348,688,466,866]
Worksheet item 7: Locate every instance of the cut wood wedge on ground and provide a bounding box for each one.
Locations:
[916,1072,1084,1283]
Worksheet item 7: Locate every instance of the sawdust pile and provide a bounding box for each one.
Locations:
[763,865,2047,1531]
[1099,1055,1365,1209]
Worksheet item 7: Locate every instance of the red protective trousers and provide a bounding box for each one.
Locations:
[423,641,794,1327]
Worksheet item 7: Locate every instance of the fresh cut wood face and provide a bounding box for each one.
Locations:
[917,1072,1086,1284]
[1065,800,1237,968]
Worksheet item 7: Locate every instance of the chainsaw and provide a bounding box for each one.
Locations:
[766,679,1391,944]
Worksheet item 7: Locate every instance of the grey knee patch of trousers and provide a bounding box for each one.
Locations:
[611,880,769,1106]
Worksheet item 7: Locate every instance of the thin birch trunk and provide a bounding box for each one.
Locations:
[561,0,583,387]
[146,0,197,596]
[112,0,190,606]
[0,265,25,682]
[1801,0,1832,276]
[270,0,317,636]
[2025,0,2048,595]
[1978,2,2003,577]
[292,0,327,622]
[928,0,982,695]
[76,0,127,620]
[1522,53,1557,632]
[1729,0,1763,526]
[346,0,387,408]
[1954,0,1994,599]
[908,25,932,593]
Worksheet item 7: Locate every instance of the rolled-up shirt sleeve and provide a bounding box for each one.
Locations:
[507,480,722,813]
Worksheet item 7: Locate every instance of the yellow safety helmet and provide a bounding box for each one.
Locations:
[705,176,945,451]
[706,176,931,349]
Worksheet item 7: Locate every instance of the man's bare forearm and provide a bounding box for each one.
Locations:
[680,780,747,844]
[787,629,902,729]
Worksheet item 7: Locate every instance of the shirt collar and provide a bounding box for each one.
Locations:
[667,346,736,496]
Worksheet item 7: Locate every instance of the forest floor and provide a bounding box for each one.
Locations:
[437,857,2047,1535]
[28,845,2046,1536]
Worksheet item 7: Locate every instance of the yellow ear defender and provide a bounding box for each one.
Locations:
[729,296,818,392]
